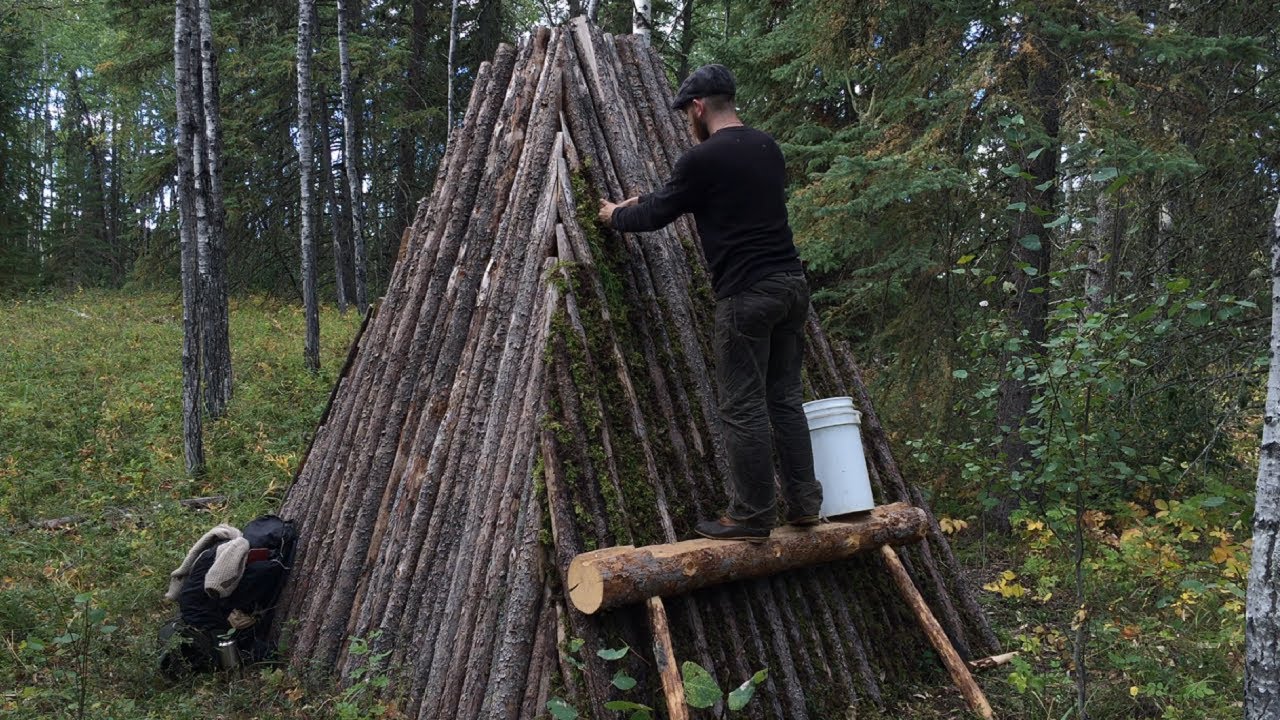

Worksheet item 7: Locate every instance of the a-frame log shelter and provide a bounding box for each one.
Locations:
[278,18,999,720]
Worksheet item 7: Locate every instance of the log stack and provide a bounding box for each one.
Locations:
[278,19,996,720]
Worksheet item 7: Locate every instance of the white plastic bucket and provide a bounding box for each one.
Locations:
[803,396,874,517]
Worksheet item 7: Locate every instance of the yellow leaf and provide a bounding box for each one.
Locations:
[1130,686,1140,697]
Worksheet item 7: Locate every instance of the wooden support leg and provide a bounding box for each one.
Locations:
[880,545,995,720]
[646,596,689,720]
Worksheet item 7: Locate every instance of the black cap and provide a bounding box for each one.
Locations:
[671,64,736,110]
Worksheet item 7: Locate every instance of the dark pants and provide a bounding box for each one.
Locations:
[715,271,822,526]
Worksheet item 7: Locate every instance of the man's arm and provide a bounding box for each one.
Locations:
[599,152,701,232]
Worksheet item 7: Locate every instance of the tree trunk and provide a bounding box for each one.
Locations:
[318,90,350,314]
[297,0,320,372]
[336,0,368,313]
[174,0,205,474]
[1085,189,1115,315]
[569,503,928,614]
[676,0,696,81]
[632,0,652,42]
[197,0,233,417]
[990,27,1064,531]
[392,0,429,275]
[1246,198,1280,720]
[447,0,460,135]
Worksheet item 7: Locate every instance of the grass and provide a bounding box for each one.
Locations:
[0,290,362,719]
[0,289,1249,719]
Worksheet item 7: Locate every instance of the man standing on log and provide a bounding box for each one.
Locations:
[597,64,823,542]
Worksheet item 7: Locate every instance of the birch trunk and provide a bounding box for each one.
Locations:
[336,0,369,314]
[446,0,460,134]
[319,91,350,313]
[173,0,204,474]
[1246,198,1280,720]
[1085,190,1114,316]
[296,0,320,372]
[633,0,652,42]
[196,0,232,417]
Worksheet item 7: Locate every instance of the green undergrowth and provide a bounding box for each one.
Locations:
[0,290,363,719]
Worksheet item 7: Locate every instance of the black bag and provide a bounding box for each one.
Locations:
[159,515,298,677]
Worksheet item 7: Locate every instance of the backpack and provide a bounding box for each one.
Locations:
[159,514,298,677]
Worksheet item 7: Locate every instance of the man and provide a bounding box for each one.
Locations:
[597,64,823,542]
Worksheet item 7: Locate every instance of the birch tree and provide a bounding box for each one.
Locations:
[336,0,368,314]
[1246,198,1280,720]
[446,0,459,134]
[296,0,320,372]
[197,0,232,416]
[173,0,204,473]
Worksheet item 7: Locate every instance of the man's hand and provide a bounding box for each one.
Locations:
[597,196,639,228]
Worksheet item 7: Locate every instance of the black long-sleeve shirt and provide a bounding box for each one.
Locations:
[610,125,802,299]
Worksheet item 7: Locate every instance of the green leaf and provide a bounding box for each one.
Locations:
[1026,147,1044,160]
[1006,202,1027,212]
[1034,180,1054,191]
[956,254,976,265]
[612,670,637,691]
[952,369,969,379]
[1000,164,1023,178]
[567,637,585,654]
[74,593,92,605]
[728,669,769,711]
[99,625,117,635]
[604,701,652,712]
[1091,166,1119,182]
[681,661,722,709]
[597,645,630,661]
[1201,496,1226,508]
[1043,214,1070,229]
[546,698,579,720]
[1018,234,1042,251]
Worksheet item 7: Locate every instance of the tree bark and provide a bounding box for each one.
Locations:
[568,502,928,614]
[633,0,652,43]
[336,0,369,314]
[991,27,1064,531]
[392,0,429,275]
[447,0,460,135]
[296,0,320,372]
[318,90,350,313]
[173,0,204,474]
[197,0,232,417]
[676,0,696,81]
[1246,198,1280,720]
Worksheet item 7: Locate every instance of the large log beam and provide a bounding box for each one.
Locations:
[568,502,927,615]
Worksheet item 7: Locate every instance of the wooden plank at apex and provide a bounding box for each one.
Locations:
[568,501,928,614]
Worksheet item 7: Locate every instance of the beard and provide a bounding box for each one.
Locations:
[691,114,710,142]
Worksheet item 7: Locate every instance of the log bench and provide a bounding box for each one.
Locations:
[566,501,995,719]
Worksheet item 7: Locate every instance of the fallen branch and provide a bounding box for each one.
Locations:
[179,495,227,510]
[968,651,1019,672]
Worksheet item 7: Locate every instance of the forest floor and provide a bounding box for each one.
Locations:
[0,291,1247,719]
